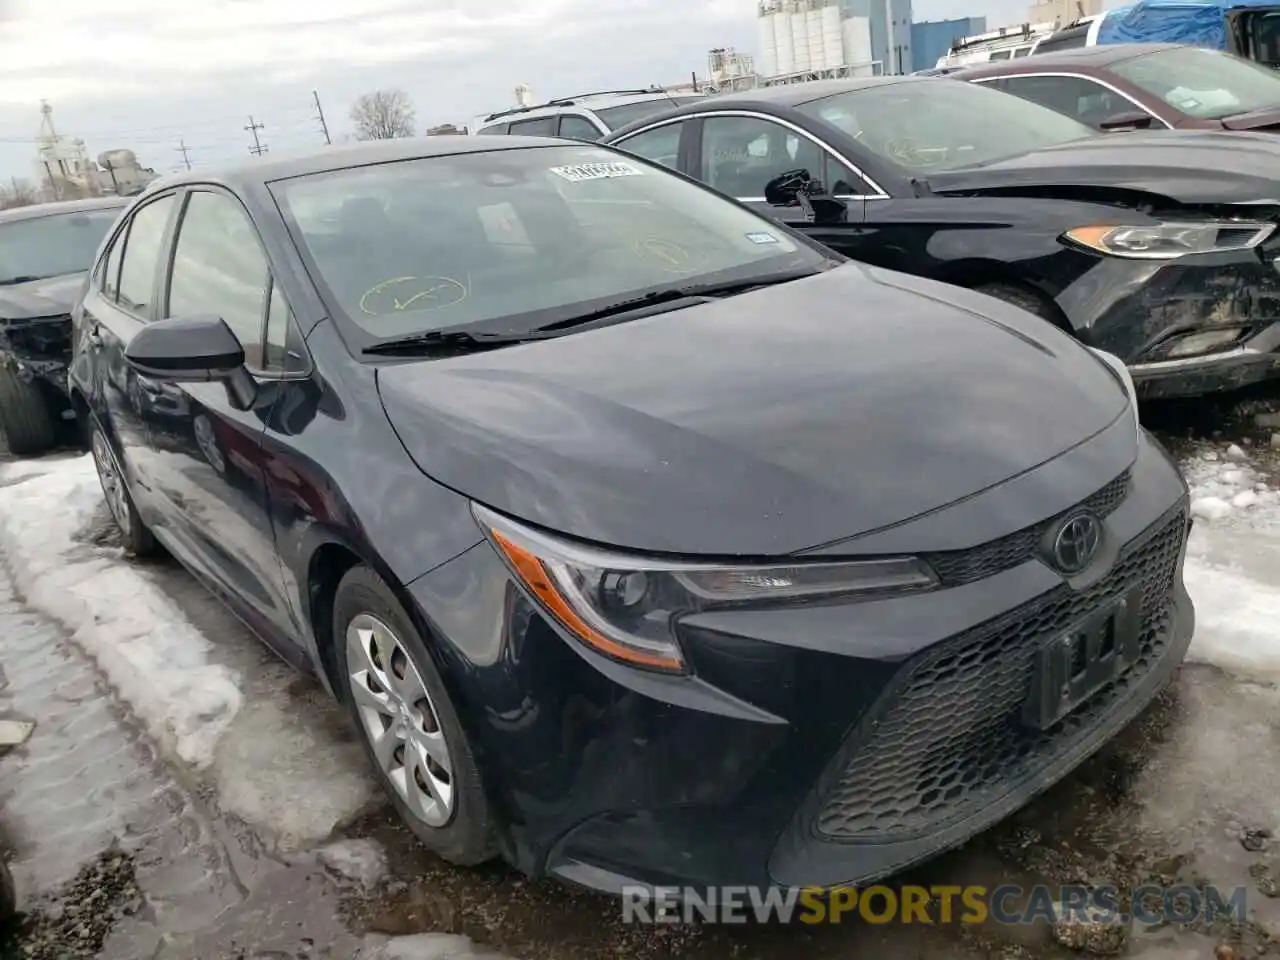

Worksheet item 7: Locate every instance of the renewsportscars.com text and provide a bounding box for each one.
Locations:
[621,884,1248,925]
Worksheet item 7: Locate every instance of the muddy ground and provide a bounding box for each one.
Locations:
[0,387,1277,960]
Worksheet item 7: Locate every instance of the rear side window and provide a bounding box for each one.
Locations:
[508,116,558,136]
[116,195,176,316]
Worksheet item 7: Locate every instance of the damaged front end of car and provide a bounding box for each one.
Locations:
[0,313,73,396]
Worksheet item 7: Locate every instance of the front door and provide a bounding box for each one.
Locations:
[143,187,295,643]
[694,114,870,250]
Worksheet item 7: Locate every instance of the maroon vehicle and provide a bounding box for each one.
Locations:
[955,43,1280,133]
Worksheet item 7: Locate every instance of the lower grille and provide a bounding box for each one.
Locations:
[814,506,1186,842]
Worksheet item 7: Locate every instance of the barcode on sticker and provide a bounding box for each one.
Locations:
[549,162,644,182]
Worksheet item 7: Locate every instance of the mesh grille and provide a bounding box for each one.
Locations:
[814,507,1185,842]
[922,469,1131,587]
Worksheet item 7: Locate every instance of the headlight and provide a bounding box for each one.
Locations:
[1088,346,1141,445]
[474,504,939,674]
[1063,221,1274,260]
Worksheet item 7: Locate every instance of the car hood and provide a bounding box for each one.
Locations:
[0,272,86,321]
[925,130,1280,205]
[377,264,1130,556]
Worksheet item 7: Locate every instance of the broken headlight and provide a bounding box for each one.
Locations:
[1063,221,1274,260]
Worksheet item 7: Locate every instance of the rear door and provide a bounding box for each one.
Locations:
[78,191,180,521]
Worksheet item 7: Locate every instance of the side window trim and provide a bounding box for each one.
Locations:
[260,274,314,381]
[623,110,889,200]
[969,73,1171,127]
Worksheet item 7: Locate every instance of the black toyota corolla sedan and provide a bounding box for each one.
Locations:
[69,137,1193,894]
[603,76,1280,399]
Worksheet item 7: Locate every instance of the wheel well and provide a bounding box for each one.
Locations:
[931,263,1073,333]
[308,542,363,700]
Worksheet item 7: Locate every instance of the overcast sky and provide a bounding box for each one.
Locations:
[0,0,1033,183]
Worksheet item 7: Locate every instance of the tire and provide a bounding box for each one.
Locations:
[0,365,56,456]
[973,282,1065,326]
[89,421,157,557]
[0,860,15,921]
[334,565,498,865]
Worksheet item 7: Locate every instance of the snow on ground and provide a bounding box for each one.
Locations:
[0,455,241,768]
[0,454,374,849]
[1181,443,1280,684]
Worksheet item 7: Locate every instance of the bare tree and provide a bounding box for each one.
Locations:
[0,178,37,210]
[350,89,416,140]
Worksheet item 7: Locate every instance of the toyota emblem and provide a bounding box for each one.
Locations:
[1050,512,1102,574]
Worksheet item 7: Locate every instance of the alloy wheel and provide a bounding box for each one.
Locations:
[91,430,131,534]
[346,613,455,827]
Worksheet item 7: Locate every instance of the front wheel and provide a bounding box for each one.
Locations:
[334,565,497,865]
[89,423,157,557]
[0,365,56,456]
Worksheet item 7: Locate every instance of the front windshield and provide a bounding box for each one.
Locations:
[0,207,122,285]
[273,144,826,339]
[796,80,1096,173]
[1111,47,1280,119]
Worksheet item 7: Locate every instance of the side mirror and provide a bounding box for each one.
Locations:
[125,314,256,410]
[1099,110,1153,131]
[764,168,812,207]
[764,168,848,225]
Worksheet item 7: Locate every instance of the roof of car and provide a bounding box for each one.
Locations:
[0,195,130,223]
[602,76,927,138]
[141,136,599,192]
[955,42,1188,78]
[476,89,707,126]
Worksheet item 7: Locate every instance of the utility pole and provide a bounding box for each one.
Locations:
[176,139,192,171]
[313,90,332,145]
[245,116,268,156]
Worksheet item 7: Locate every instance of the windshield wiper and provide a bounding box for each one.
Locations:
[362,328,549,356]
[530,267,825,335]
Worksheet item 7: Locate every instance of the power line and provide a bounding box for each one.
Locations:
[245,115,267,156]
[313,90,331,145]
[176,139,192,171]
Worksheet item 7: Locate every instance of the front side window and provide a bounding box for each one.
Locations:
[117,195,176,315]
[797,80,1095,173]
[167,191,269,365]
[998,75,1142,127]
[273,144,825,342]
[701,116,836,198]
[614,122,684,169]
[0,207,122,287]
[1111,47,1280,119]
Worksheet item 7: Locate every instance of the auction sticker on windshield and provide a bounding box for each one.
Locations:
[745,232,779,245]
[550,162,645,182]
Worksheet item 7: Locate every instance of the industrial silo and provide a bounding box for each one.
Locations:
[791,3,812,72]
[820,1,844,69]
[758,2,780,77]
[842,14,874,73]
[774,4,795,75]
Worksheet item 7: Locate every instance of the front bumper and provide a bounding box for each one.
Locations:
[409,431,1192,893]
[1057,242,1280,398]
[0,316,73,399]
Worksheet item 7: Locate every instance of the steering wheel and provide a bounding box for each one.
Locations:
[358,276,468,316]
